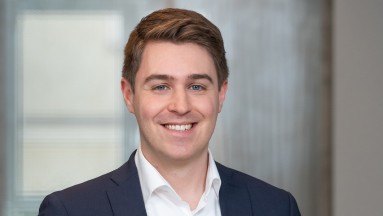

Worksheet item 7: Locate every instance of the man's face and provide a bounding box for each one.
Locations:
[121,41,227,166]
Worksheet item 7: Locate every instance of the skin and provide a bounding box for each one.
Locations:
[121,41,228,209]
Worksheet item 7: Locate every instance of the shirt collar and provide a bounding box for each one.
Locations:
[205,150,221,198]
[135,145,169,203]
[135,145,221,204]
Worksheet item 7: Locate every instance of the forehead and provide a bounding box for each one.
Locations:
[136,41,217,81]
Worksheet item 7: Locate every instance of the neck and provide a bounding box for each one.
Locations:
[144,150,210,210]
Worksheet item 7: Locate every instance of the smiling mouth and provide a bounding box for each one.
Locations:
[164,124,193,131]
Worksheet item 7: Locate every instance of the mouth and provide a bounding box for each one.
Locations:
[163,123,194,131]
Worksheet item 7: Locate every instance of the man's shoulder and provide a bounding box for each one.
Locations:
[38,169,116,216]
[216,161,294,200]
[216,162,301,215]
[39,161,134,215]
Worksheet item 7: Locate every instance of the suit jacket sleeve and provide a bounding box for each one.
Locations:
[38,193,69,216]
[288,192,301,216]
[217,162,301,216]
[37,153,146,216]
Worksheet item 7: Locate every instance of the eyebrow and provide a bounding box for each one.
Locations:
[188,74,214,84]
[144,73,214,84]
[144,74,174,84]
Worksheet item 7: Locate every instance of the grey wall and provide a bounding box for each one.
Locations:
[0,0,6,214]
[333,0,383,215]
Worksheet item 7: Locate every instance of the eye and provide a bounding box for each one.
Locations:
[190,85,205,91]
[153,85,169,91]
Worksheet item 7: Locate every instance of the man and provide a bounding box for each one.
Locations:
[38,8,301,216]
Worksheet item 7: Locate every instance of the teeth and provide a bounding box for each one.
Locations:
[165,124,192,131]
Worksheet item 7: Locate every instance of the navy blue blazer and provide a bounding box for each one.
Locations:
[38,151,301,216]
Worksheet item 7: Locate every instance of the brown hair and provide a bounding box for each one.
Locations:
[122,8,228,92]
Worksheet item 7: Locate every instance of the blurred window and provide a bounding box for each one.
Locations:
[10,11,125,216]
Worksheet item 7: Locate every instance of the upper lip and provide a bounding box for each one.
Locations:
[163,122,194,125]
[160,119,196,125]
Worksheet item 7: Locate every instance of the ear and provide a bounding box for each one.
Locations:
[121,78,135,113]
[218,80,228,113]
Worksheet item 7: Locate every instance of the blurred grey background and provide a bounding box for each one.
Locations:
[0,0,382,216]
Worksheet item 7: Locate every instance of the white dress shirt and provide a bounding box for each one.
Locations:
[135,146,222,216]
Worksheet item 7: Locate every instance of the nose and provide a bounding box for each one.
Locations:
[167,89,192,115]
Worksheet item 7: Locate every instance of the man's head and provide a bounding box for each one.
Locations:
[121,8,229,166]
[122,8,228,92]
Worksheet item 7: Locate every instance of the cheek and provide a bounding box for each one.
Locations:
[135,104,153,121]
[134,96,165,121]
[198,97,220,117]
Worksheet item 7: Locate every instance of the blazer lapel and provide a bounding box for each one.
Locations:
[217,163,252,216]
[105,154,253,216]
[107,151,147,216]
